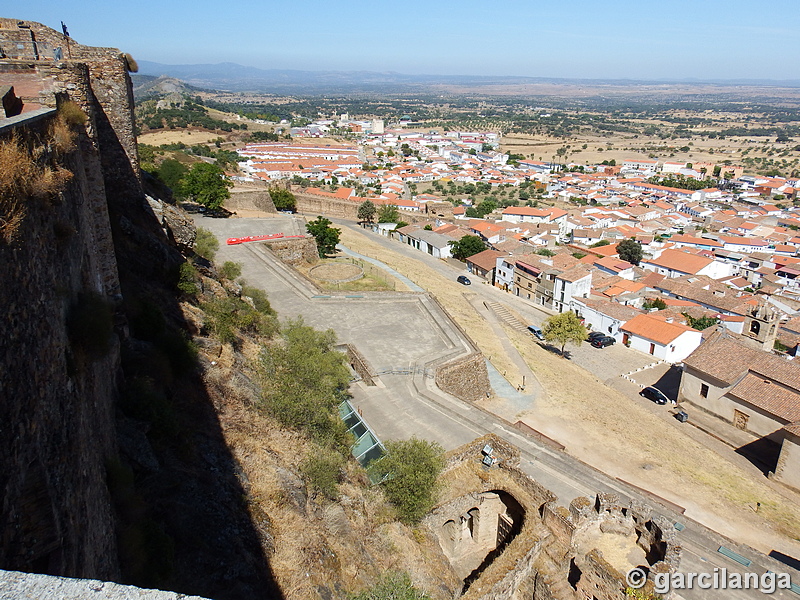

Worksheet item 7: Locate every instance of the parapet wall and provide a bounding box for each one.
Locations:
[0,569,212,600]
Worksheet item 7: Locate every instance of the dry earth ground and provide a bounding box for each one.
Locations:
[138,129,226,146]
[337,226,800,558]
[501,131,795,171]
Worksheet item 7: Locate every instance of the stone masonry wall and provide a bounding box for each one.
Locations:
[226,188,277,214]
[294,190,360,220]
[343,344,377,386]
[0,115,120,579]
[435,352,491,403]
[264,237,318,266]
[0,19,149,581]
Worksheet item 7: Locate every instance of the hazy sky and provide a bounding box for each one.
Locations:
[16,1,800,81]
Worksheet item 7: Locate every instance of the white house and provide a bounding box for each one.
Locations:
[552,266,592,313]
[641,248,733,280]
[570,297,643,342]
[620,313,702,363]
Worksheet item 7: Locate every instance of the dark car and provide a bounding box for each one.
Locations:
[640,386,669,405]
[591,335,616,348]
[587,331,606,342]
[457,275,471,285]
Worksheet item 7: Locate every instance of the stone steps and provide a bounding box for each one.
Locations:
[484,301,528,333]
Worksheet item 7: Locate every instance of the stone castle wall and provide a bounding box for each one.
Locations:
[0,18,146,581]
[0,111,120,579]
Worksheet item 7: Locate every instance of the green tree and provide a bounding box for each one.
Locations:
[683,313,719,331]
[590,239,611,248]
[377,204,401,223]
[182,162,231,210]
[448,235,486,261]
[643,298,667,310]
[476,199,498,216]
[269,187,296,212]
[357,200,377,224]
[617,238,643,266]
[369,437,445,525]
[157,158,188,196]
[306,216,341,258]
[542,311,587,357]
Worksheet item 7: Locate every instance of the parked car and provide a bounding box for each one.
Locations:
[591,335,616,348]
[587,331,606,342]
[457,275,471,285]
[640,386,669,405]
[527,325,545,340]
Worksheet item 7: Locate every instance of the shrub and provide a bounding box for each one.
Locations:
[369,437,445,525]
[242,285,275,315]
[58,100,88,127]
[258,318,351,448]
[176,262,198,295]
[219,260,242,280]
[202,295,278,345]
[300,446,346,500]
[194,227,219,260]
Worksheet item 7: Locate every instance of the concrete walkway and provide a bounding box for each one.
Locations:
[336,243,425,292]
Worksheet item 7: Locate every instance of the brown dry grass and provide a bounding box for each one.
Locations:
[138,130,225,146]
[49,117,77,154]
[0,137,34,243]
[337,226,522,383]
[502,324,800,551]
[501,129,784,171]
[0,131,75,244]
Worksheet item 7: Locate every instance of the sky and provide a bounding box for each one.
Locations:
[15,1,800,81]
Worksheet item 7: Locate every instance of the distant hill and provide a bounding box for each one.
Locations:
[136,60,800,96]
[131,74,208,100]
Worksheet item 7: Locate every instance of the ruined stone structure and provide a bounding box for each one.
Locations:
[263,236,318,266]
[435,353,492,402]
[424,435,682,600]
[426,200,455,219]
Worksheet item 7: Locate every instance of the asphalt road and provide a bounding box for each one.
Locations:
[196,213,800,599]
